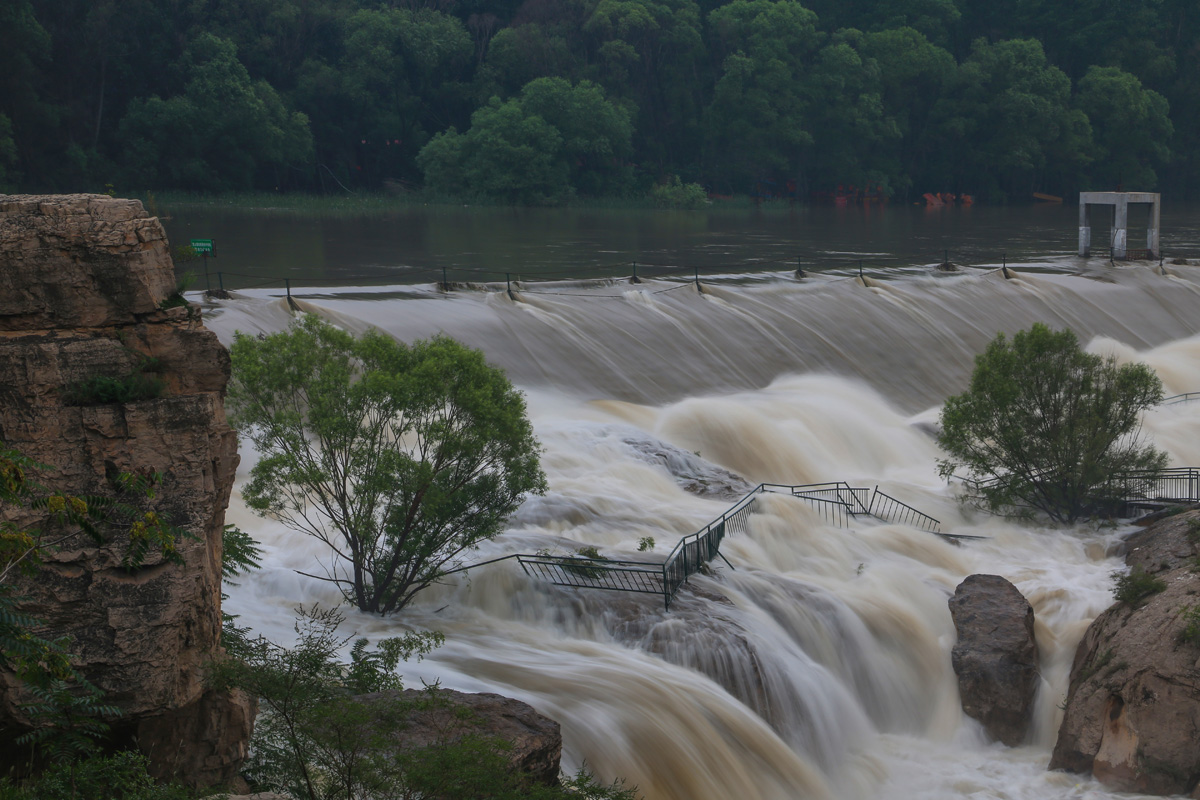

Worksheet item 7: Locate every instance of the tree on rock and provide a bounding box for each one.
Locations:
[937,323,1166,523]
[228,316,546,614]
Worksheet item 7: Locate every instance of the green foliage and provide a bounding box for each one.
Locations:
[637,537,655,552]
[1076,65,1173,189]
[928,38,1092,198]
[228,315,547,615]
[61,373,165,406]
[220,523,263,660]
[0,751,197,800]
[1179,605,1200,646]
[8,0,1200,197]
[563,546,608,579]
[938,324,1167,523]
[221,523,263,580]
[418,77,633,204]
[1111,567,1167,605]
[1,444,184,766]
[210,605,443,798]
[118,34,313,191]
[649,176,707,209]
[212,607,636,800]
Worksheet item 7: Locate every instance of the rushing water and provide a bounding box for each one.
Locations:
[194,205,1200,800]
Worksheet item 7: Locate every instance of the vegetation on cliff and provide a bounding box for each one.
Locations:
[1,0,1194,202]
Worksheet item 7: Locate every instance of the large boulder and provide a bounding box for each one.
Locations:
[0,194,251,788]
[948,574,1040,746]
[1050,510,1200,797]
[356,689,562,785]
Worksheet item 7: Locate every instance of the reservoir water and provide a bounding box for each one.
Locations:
[184,201,1200,800]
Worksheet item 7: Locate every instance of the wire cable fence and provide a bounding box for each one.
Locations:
[181,247,1118,299]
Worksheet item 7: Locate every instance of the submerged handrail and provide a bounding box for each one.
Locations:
[1162,392,1200,406]
[449,480,958,609]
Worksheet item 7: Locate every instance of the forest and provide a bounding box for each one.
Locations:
[0,0,1195,203]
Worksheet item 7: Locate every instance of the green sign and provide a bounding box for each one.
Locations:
[190,238,214,254]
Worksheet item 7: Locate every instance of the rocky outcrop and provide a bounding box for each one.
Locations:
[0,194,250,787]
[948,574,1040,746]
[356,689,562,785]
[1051,510,1200,797]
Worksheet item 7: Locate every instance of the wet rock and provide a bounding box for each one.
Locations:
[356,689,561,785]
[0,194,251,787]
[1051,510,1200,796]
[619,428,753,499]
[948,574,1040,746]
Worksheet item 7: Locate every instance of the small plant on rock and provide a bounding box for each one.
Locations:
[1179,605,1200,646]
[1112,567,1168,605]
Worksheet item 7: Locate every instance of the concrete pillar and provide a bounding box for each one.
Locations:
[1078,203,1091,256]
[1148,198,1161,258]
[1112,196,1128,259]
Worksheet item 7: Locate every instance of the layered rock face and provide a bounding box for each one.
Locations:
[948,574,1040,746]
[1051,511,1200,797]
[0,194,250,787]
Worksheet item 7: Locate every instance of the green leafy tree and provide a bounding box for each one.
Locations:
[704,0,822,190]
[419,77,632,203]
[1076,65,1172,189]
[118,33,313,191]
[861,27,955,197]
[228,316,547,615]
[928,38,1092,198]
[937,324,1167,523]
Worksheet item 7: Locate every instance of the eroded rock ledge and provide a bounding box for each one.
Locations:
[1051,510,1200,797]
[0,194,250,787]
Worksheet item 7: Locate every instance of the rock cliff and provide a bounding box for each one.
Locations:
[1050,510,1200,797]
[0,194,251,787]
[948,574,1041,746]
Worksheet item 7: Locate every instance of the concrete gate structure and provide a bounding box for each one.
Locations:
[1078,192,1160,260]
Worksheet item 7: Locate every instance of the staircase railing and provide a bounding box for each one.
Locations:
[447,480,956,609]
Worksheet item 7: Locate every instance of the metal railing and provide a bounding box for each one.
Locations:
[865,487,943,533]
[1163,392,1200,406]
[447,481,955,609]
[1116,467,1200,504]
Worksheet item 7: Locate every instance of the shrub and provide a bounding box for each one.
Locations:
[1111,567,1167,605]
[1179,605,1200,645]
[62,373,165,406]
[649,176,708,209]
[211,607,640,800]
[0,751,196,800]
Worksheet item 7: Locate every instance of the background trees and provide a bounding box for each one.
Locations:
[228,316,546,615]
[418,77,632,203]
[2,0,1196,200]
[937,324,1167,524]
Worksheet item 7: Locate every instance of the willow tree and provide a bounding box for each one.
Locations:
[937,323,1166,523]
[228,316,546,615]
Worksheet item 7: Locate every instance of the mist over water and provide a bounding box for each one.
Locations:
[206,263,1200,800]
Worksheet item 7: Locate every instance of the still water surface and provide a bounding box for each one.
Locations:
[164,201,1200,288]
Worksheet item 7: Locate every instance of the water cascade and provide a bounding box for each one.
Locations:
[207,263,1200,800]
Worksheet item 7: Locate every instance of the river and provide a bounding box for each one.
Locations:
[186,201,1200,800]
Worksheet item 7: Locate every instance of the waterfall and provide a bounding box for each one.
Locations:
[209,264,1200,800]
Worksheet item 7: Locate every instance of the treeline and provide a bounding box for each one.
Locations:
[1,0,1195,203]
